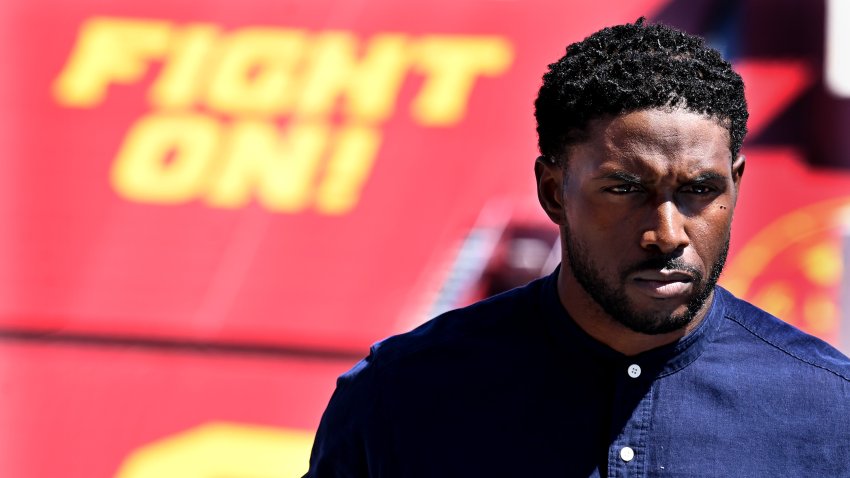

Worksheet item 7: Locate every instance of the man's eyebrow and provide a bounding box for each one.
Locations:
[597,170,728,183]
[599,171,643,183]
[690,171,726,182]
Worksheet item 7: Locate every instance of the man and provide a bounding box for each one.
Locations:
[305,19,850,477]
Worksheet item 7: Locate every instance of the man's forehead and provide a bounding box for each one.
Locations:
[591,107,728,137]
[574,109,733,159]
[562,116,734,184]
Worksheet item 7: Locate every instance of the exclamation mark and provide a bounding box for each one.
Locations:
[315,123,381,214]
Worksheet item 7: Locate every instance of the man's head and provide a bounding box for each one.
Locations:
[535,18,748,163]
[534,19,748,338]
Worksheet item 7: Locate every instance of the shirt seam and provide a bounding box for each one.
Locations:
[724,314,850,382]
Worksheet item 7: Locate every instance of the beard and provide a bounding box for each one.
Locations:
[563,224,729,335]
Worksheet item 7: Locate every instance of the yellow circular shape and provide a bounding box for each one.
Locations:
[749,281,795,318]
[723,196,850,295]
[721,196,850,342]
[803,293,838,335]
[800,243,842,287]
[115,422,314,478]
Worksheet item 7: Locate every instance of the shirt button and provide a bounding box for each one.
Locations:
[620,446,635,462]
[627,364,641,378]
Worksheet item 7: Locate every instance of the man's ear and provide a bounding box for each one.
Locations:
[534,156,566,226]
[732,154,745,190]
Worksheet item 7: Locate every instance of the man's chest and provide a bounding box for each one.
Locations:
[372,358,847,477]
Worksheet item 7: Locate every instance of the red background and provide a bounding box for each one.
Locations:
[1,0,848,476]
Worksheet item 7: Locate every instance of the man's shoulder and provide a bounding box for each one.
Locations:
[340,274,551,384]
[716,287,850,383]
[375,275,548,365]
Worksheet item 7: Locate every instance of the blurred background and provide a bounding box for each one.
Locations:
[1,0,849,476]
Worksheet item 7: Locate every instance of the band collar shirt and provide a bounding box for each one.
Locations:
[305,271,850,477]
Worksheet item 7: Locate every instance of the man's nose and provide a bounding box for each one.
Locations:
[640,200,690,254]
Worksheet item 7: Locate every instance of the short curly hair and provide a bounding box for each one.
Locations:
[535,18,748,162]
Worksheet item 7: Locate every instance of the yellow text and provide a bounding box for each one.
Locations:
[54,17,514,126]
[53,17,514,214]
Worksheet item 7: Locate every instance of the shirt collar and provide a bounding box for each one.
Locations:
[540,266,726,377]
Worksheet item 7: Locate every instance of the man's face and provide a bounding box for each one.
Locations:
[538,108,745,334]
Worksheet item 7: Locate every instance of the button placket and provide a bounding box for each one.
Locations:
[608,361,652,477]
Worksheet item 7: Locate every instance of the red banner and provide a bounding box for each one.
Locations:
[2,0,848,476]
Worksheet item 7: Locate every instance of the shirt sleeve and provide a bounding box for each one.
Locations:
[303,352,380,478]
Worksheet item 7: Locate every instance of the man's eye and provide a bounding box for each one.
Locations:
[683,184,715,194]
[607,184,641,194]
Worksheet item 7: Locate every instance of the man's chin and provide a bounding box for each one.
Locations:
[615,308,694,335]
[614,287,712,335]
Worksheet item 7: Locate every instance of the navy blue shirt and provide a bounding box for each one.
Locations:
[306,271,850,477]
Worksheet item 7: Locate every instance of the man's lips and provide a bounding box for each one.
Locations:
[630,270,695,299]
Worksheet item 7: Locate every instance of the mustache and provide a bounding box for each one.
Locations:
[624,256,703,282]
